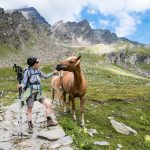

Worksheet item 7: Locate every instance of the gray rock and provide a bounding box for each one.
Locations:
[94,141,109,146]
[87,128,98,137]
[59,145,73,150]
[0,142,13,150]
[50,136,73,148]
[37,126,66,141]
[108,117,137,135]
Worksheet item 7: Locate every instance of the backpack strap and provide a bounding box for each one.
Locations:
[27,68,42,96]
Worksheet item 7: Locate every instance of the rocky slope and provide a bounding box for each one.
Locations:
[0,8,28,49]
[0,7,141,50]
[0,7,149,77]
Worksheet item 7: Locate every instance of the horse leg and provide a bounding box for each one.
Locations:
[71,97,76,120]
[59,91,63,106]
[62,91,66,114]
[80,96,85,127]
[67,95,71,113]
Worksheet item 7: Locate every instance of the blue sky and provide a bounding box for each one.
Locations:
[1,0,150,44]
[80,6,150,44]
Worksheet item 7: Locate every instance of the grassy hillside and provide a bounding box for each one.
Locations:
[0,49,150,149]
[58,53,150,150]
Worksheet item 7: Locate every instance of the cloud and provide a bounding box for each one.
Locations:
[87,8,97,15]
[99,19,109,28]
[0,0,89,24]
[0,0,150,37]
[88,0,150,36]
[115,12,141,37]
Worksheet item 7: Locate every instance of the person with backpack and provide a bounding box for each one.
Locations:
[17,57,58,134]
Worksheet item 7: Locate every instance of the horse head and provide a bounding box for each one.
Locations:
[55,56,81,72]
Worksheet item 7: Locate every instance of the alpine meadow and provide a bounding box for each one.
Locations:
[0,6,150,150]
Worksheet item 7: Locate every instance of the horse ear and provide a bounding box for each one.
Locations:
[77,55,81,61]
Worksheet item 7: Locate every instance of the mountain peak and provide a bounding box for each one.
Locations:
[77,19,90,26]
[16,7,49,25]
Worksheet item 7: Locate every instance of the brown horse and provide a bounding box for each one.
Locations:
[51,71,71,112]
[51,71,63,106]
[55,56,86,127]
[51,77,62,106]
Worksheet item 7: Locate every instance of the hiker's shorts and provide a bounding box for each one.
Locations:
[21,88,45,108]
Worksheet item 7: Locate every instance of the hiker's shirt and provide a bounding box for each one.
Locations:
[21,67,54,91]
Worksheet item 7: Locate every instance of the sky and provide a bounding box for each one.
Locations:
[1,0,150,44]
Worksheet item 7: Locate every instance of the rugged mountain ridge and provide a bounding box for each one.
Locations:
[11,7,140,46]
[17,7,49,25]
[51,20,140,45]
[0,8,28,49]
[0,7,142,49]
[0,7,149,77]
[0,7,52,49]
[0,7,67,67]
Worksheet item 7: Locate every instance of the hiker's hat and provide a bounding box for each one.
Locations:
[27,57,39,67]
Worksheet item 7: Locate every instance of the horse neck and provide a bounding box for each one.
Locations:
[73,64,83,86]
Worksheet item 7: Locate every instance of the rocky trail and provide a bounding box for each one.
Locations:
[0,100,73,150]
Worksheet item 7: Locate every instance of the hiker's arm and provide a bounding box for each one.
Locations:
[39,70,58,79]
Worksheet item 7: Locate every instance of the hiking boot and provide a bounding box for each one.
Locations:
[30,121,33,128]
[28,121,33,134]
[47,119,58,127]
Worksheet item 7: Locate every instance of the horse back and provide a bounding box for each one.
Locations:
[51,76,62,90]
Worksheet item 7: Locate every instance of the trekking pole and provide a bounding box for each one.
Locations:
[18,87,23,139]
[13,64,24,140]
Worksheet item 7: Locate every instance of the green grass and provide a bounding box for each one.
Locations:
[56,53,150,150]
[0,44,20,56]
[0,52,150,149]
[137,63,150,70]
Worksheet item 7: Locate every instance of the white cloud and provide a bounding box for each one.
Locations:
[0,0,150,37]
[89,0,150,36]
[99,19,109,27]
[87,8,97,15]
[0,0,89,24]
[115,13,137,37]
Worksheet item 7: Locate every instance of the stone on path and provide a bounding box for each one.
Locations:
[0,142,13,150]
[0,101,73,149]
[59,145,73,150]
[50,136,73,148]
[37,126,66,141]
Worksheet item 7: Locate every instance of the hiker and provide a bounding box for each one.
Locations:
[17,57,58,134]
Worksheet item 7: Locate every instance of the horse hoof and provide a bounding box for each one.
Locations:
[73,117,77,121]
[80,124,85,128]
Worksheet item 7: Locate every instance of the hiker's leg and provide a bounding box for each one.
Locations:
[41,98,58,126]
[27,93,37,134]
[26,95,35,121]
[42,98,53,117]
[27,107,32,121]
[26,94,35,134]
